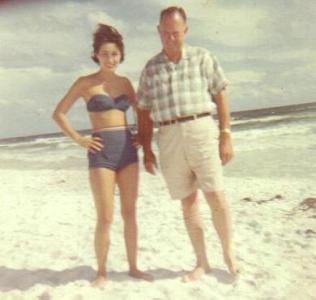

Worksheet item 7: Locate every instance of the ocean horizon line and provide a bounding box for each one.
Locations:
[0,101,315,143]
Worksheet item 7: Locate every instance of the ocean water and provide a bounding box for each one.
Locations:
[225,107,316,179]
[0,103,315,180]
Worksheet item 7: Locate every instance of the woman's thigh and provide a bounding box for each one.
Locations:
[116,163,139,211]
[89,167,116,221]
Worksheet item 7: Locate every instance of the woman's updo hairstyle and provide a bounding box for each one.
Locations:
[91,23,125,64]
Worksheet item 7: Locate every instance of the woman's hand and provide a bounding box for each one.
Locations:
[77,136,104,153]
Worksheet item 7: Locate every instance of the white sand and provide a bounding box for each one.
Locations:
[0,168,315,300]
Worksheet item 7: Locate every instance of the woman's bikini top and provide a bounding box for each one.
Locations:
[86,94,130,112]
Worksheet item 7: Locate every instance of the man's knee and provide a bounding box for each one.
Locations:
[181,193,205,230]
[204,190,228,212]
[181,191,198,216]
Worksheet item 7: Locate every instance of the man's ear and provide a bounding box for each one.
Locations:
[185,26,188,34]
[157,25,160,34]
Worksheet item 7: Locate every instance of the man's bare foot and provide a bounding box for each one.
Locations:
[91,275,107,288]
[182,265,212,282]
[224,253,240,276]
[129,269,154,282]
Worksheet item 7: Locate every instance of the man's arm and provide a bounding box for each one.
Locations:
[137,108,153,151]
[137,107,157,174]
[212,90,234,165]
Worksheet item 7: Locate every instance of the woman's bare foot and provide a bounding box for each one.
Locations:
[182,265,212,282]
[91,274,107,288]
[129,269,154,282]
[224,253,240,276]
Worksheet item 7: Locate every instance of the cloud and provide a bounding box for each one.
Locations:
[0,1,130,71]
[86,11,128,32]
[0,67,54,103]
[227,70,266,85]
[146,0,270,47]
[266,49,316,64]
[0,64,90,138]
[0,0,315,138]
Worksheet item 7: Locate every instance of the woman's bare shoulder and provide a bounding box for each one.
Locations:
[116,75,132,88]
[74,73,101,93]
[78,73,99,85]
[117,76,135,103]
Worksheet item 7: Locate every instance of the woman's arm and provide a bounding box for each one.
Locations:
[124,77,136,107]
[52,77,103,153]
[52,77,85,142]
[124,77,138,127]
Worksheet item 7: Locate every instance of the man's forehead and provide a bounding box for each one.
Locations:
[160,11,186,24]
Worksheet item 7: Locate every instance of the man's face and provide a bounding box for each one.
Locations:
[158,13,187,53]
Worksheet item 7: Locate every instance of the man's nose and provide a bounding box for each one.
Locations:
[168,33,176,41]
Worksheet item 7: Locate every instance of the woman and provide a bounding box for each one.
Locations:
[52,24,152,287]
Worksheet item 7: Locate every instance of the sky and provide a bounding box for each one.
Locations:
[0,0,315,138]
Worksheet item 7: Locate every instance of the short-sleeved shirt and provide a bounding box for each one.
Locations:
[137,45,228,123]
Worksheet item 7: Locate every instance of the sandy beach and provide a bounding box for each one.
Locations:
[1,103,316,300]
[0,164,315,300]
[1,0,316,298]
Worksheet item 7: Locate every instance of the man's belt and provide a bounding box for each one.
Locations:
[158,112,211,126]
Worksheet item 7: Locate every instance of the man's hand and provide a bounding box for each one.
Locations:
[219,133,234,165]
[143,150,158,175]
[131,133,142,148]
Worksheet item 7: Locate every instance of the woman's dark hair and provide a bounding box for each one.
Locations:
[91,24,125,64]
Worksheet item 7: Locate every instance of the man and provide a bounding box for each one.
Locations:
[137,6,239,281]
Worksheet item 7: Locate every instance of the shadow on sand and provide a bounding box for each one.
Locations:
[0,265,237,291]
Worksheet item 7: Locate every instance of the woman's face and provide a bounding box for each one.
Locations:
[96,42,122,71]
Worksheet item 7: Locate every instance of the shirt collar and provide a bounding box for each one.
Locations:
[158,44,189,64]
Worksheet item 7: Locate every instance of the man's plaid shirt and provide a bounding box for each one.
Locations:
[137,45,228,123]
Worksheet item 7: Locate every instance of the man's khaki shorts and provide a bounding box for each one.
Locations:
[157,116,224,200]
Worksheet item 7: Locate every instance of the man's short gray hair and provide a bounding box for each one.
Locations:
[159,6,187,23]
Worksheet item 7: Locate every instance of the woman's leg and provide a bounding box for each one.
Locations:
[117,162,153,281]
[89,167,116,287]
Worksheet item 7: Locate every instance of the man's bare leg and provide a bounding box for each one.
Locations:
[181,191,211,282]
[204,190,239,275]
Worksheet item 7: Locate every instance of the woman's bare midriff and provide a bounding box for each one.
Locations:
[89,110,128,131]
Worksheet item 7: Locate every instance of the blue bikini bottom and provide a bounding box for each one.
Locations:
[88,128,138,171]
